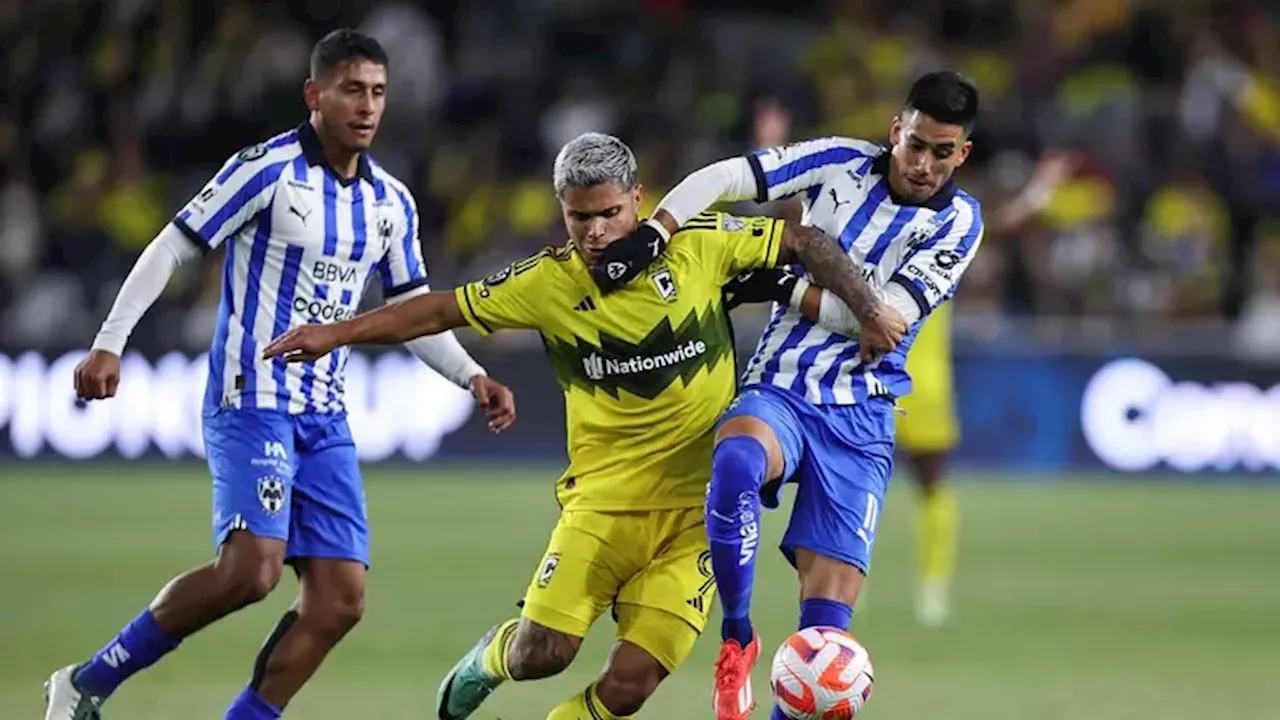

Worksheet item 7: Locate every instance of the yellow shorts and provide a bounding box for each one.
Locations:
[898,309,959,453]
[520,506,714,672]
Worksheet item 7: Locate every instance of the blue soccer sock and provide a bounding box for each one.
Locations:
[706,435,768,646]
[798,597,854,631]
[224,685,282,719]
[771,707,791,720]
[73,608,180,698]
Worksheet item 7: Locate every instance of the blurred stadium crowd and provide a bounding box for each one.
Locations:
[2,0,1280,357]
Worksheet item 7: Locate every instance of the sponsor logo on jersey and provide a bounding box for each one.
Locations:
[546,302,734,400]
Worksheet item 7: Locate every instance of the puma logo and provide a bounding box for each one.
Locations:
[829,187,850,210]
[289,205,311,224]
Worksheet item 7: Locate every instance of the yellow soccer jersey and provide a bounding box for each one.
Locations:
[899,301,959,451]
[906,300,953,391]
[455,212,784,512]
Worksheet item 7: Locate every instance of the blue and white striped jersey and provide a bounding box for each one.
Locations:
[739,137,985,405]
[174,123,429,414]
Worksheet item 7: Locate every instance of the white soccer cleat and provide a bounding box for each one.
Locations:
[44,665,102,720]
[915,580,950,628]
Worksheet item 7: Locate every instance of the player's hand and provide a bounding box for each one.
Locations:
[469,375,516,433]
[262,325,340,363]
[1031,150,1080,189]
[857,303,909,363]
[74,349,121,401]
[589,219,670,294]
[723,268,800,309]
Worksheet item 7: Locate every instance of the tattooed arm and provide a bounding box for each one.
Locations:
[776,223,908,359]
[777,224,882,324]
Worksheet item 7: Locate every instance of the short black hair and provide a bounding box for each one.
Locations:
[904,71,979,134]
[310,29,389,80]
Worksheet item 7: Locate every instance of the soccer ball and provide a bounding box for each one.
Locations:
[770,627,875,719]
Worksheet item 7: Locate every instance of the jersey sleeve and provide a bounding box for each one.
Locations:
[377,186,431,298]
[173,145,289,252]
[890,194,984,317]
[745,136,880,203]
[454,249,557,336]
[681,212,786,283]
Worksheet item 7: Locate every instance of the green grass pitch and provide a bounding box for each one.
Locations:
[1,466,1278,719]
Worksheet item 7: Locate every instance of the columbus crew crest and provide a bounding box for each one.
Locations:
[536,553,561,588]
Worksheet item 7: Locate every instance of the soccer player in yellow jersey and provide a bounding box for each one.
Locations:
[899,150,1076,627]
[895,300,961,626]
[263,132,903,720]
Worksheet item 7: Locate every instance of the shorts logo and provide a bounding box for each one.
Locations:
[687,550,716,615]
[257,476,286,516]
[536,553,560,588]
[264,441,288,460]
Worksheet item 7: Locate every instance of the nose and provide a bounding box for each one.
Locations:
[586,217,607,240]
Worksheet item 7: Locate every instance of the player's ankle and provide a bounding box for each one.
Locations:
[798,598,852,631]
[721,616,754,647]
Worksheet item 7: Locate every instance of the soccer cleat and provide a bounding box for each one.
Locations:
[435,623,505,720]
[712,634,760,720]
[44,665,102,720]
[916,579,950,628]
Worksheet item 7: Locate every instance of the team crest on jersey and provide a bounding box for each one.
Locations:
[257,476,286,516]
[905,223,935,248]
[536,553,560,588]
[377,216,395,250]
[237,142,268,162]
[651,269,678,303]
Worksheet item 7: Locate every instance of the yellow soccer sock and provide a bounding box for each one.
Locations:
[546,683,633,720]
[916,486,958,586]
[480,618,520,681]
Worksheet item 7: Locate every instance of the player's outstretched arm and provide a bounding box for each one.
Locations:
[74,223,203,401]
[262,291,467,363]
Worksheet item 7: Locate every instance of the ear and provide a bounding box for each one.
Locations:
[889,116,902,146]
[956,139,974,168]
[303,78,320,112]
[633,182,645,210]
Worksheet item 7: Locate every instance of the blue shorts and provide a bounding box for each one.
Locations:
[203,407,368,566]
[718,383,895,574]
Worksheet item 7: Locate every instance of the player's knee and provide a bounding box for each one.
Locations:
[508,622,580,680]
[215,532,286,606]
[595,655,665,716]
[222,560,282,607]
[715,416,784,480]
[314,589,364,637]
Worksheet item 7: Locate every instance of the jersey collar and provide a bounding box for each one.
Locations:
[297,122,375,186]
[871,150,956,212]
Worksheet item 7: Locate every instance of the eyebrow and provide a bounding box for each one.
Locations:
[909,133,957,149]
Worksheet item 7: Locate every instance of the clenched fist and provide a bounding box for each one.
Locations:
[74,349,122,401]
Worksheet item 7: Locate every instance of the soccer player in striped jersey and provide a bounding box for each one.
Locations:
[603,71,985,719]
[46,29,515,720]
